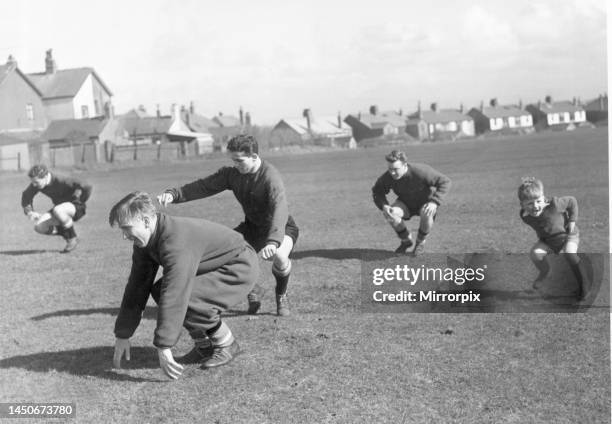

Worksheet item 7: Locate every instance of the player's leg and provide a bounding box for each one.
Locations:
[413,207,435,256]
[384,200,413,253]
[235,222,267,315]
[530,241,552,288]
[272,235,294,316]
[52,202,78,252]
[560,234,589,299]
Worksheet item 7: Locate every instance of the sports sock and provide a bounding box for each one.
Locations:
[272,260,292,296]
[416,229,428,244]
[189,329,210,348]
[61,226,76,240]
[206,321,233,347]
[396,227,411,241]
[564,253,585,292]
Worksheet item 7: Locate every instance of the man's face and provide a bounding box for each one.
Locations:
[30,174,49,189]
[521,195,547,217]
[387,160,408,180]
[229,151,258,174]
[119,215,152,248]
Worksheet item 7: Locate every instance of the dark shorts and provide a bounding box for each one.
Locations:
[542,229,580,254]
[49,202,86,222]
[392,199,437,221]
[234,215,299,252]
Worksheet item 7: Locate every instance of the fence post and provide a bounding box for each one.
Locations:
[17,152,21,171]
[157,142,161,160]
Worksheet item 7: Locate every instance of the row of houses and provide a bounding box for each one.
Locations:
[0,50,608,170]
[0,50,250,170]
[271,94,607,147]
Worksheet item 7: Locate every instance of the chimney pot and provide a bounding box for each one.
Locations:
[369,105,378,115]
[303,108,312,131]
[45,49,57,74]
[430,102,438,112]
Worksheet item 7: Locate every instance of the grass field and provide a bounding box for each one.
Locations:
[0,128,609,423]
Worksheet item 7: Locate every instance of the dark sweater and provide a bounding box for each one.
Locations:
[21,174,92,214]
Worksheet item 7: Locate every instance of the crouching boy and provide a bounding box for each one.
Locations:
[110,192,258,379]
[518,177,590,300]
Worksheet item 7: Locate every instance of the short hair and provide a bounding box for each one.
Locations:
[385,150,408,164]
[28,164,49,179]
[109,191,157,227]
[227,134,258,155]
[518,177,544,201]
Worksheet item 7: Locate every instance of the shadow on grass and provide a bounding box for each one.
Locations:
[292,248,396,260]
[0,249,54,256]
[222,309,277,318]
[31,307,158,321]
[0,346,165,382]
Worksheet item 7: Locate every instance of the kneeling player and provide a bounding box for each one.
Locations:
[110,192,259,379]
[372,150,451,255]
[157,134,298,317]
[518,177,589,299]
[21,164,92,253]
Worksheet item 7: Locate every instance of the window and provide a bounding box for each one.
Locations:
[94,100,100,116]
[26,103,34,121]
[81,105,89,118]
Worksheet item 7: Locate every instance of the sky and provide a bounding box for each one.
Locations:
[0,0,607,125]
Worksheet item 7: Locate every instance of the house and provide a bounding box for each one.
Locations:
[27,49,113,122]
[406,103,475,141]
[41,116,119,166]
[271,109,354,148]
[344,105,407,142]
[583,94,607,125]
[525,96,587,130]
[179,102,237,152]
[0,56,47,132]
[468,99,534,135]
[115,104,213,161]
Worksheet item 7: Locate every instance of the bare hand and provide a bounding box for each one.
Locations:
[421,202,438,217]
[157,348,184,380]
[261,243,278,261]
[157,192,174,207]
[113,338,131,368]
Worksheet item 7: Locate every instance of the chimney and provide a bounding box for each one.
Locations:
[358,111,362,120]
[545,95,552,105]
[45,49,57,74]
[490,98,498,107]
[398,108,403,116]
[156,104,161,118]
[480,100,484,112]
[459,103,464,113]
[245,112,251,126]
[518,99,523,109]
[303,108,312,131]
[171,103,179,119]
[337,111,342,128]
[430,102,438,112]
[537,100,542,109]
[417,101,422,119]
[239,106,244,126]
[6,55,17,70]
[572,97,577,106]
[218,111,223,117]
[189,101,195,114]
[137,104,146,114]
[104,101,114,119]
[600,94,604,110]
[369,105,378,115]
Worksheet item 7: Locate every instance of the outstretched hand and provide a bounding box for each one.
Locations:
[157,348,184,380]
[157,192,174,207]
[261,243,278,261]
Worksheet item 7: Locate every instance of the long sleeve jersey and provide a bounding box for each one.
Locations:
[372,163,451,212]
[520,196,578,242]
[21,174,92,215]
[114,213,248,349]
[166,160,290,246]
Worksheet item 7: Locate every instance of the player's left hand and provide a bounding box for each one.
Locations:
[157,348,184,380]
[421,202,438,217]
[261,243,277,260]
[113,338,131,368]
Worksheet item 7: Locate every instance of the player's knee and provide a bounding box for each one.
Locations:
[272,258,292,277]
[530,248,547,261]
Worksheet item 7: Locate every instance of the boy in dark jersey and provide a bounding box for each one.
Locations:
[518,177,589,299]
[110,192,259,378]
[21,164,92,253]
[157,135,298,317]
[372,150,451,255]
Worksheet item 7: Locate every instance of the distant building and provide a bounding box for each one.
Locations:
[272,109,354,148]
[406,102,475,141]
[27,49,113,122]
[468,99,534,134]
[344,105,407,142]
[583,94,607,124]
[0,56,47,132]
[525,96,586,130]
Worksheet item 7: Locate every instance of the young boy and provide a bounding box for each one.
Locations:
[110,192,259,379]
[21,164,92,253]
[157,134,298,317]
[518,177,589,299]
[372,150,451,255]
